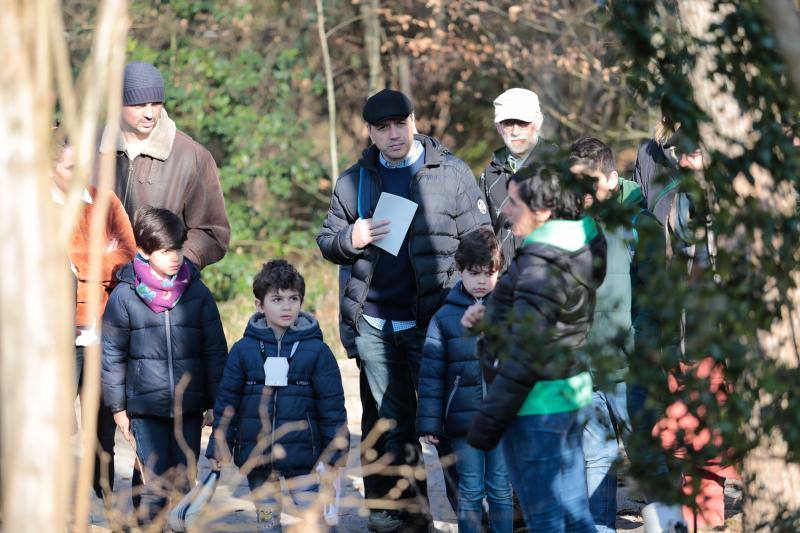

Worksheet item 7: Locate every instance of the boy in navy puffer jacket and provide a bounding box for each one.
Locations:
[207,259,348,531]
[102,207,227,524]
[417,228,513,533]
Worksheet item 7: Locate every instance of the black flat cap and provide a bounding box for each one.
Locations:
[362,89,414,124]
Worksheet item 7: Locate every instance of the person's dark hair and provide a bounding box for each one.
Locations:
[253,259,306,302]
[569,137,615,177]
[509,161,588,220]
[455,227,503,273]
[133,206,187,254]
[509,162,584,220]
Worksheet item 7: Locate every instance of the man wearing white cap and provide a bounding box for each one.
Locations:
[479,88,555,270]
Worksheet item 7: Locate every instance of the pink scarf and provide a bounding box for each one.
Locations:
[133,254,191,313]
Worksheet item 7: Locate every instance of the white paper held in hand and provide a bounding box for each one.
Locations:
[371,192,418,256]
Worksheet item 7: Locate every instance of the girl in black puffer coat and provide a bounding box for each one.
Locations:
[101,207,228,524]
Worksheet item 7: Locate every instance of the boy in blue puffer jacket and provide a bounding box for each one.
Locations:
[417,228,513,533]
[102,207,228,524]
[207,259,348,530]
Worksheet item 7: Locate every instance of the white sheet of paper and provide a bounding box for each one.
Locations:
[371,192,418,256]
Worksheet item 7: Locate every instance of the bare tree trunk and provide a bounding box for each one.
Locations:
[0,1,128,530]
[360,0,384,96]
[316,0,339,183]
[0,2,73,530]
[762,0,800,98]
[677,1,800,529]
[397,55,412,102]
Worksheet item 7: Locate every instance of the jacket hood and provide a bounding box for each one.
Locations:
[104,108,177,161]
[444,280,482,308]
[116,258,200,286]
[244,311,323,345]
[521,216,606,291]
[359,134,449,171]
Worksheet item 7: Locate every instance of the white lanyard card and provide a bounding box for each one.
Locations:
[261,340,298,387]
[264,357,289,387]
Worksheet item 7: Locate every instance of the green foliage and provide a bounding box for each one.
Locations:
[608,0,800,519]
[126,1,330,300]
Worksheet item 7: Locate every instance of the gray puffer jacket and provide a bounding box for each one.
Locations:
[317,134,491,330]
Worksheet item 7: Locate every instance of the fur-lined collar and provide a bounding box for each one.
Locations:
[113,108,177,161]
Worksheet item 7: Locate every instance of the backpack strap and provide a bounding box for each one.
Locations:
[357,166,368,219]
[631,209,658,245]
[651,178,681,214]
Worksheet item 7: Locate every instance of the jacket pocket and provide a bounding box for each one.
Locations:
[444,375,461,420]
[131,360,143,393]
[306,413,318,458]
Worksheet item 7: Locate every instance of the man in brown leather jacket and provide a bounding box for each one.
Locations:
[108,61,230,269]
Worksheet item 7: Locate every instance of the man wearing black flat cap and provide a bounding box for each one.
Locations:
[318,89,490,531]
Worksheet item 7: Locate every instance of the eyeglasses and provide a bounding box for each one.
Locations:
[499,119,533,131]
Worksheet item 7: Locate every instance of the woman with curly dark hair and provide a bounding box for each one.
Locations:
[462,163,607,532]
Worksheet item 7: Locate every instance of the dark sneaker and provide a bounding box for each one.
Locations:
[368,510,403,532]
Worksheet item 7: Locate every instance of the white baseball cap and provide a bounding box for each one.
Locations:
[493,88,544,128]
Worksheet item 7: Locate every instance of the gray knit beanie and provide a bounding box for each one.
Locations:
[123,61,165,106]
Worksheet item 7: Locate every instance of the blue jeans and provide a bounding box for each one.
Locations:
[502,412,594,532]
[582,383,632,533]
[584,382,674,531]
[354,318,428,516]
[451,437,513,533]
[130,414,202,523]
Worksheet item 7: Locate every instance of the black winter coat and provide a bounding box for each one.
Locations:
[206,312,348,478]
[479,141,558,271]
[417,282,485,438]
[467,218,607,451]
[102,262,227,417]
[317,134,491,330]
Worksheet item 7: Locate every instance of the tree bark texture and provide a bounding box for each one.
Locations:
[0,1,128,530]
[397,54,412,102]
[0,2,73,530]
[360,0,384,96]
[316,0,340,183]
[676,1,800,529]
[762,0,800,98]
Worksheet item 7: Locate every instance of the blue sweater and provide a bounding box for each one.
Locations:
[363,155,425,321]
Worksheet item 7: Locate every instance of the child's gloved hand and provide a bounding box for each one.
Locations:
[203,410,215,427]
[423,434,440,445]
